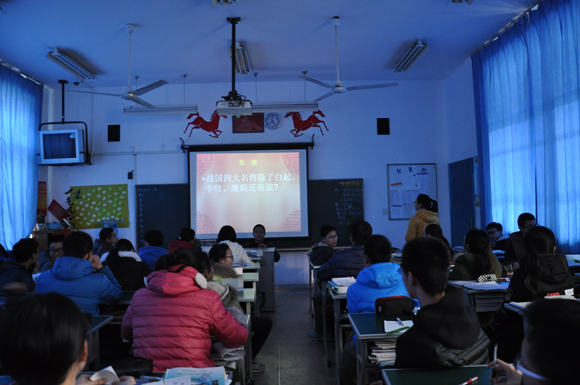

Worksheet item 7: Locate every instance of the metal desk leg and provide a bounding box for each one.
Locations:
[309,264,314,317]
[356,337,366,385]
[322,283,331,367]
[334,297,341,385]
[245,316,253,380]
[253,281,259,316]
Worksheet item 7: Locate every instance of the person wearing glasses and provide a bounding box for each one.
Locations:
[208,243,238,284]
[308,224,339,266]
[505,213,536,266]
[243,224,281,262]
[489,298,580,384]
[38,234,65,271]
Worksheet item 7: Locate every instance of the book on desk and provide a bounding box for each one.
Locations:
[327,277,356,294]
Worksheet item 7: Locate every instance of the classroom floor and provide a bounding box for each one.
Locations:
[253,284,338,385]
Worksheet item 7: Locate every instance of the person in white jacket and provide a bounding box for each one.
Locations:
[216,225,251,264]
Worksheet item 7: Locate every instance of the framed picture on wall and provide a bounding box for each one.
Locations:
[232,113,264,133]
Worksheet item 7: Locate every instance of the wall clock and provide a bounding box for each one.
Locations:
[264,113,282,130]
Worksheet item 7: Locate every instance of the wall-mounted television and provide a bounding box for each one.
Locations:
[38,128,86,165]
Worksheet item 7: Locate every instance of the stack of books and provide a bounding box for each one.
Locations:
[367,320,413,367]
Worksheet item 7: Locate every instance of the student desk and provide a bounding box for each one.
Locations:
[566,254,580,273]
[86,315,113,370]
[349,313,411,385]
[329,288,350,384]
[309,261,321,317]
[382,365,491,385]
[447,281,508,312]
[244,272,260,314]
[100,291,135,324]
[245,248,276,312]
[238,288,256,315]
[119,290,136,305]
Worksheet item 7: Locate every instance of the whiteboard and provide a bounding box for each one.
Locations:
[387,164,437,220]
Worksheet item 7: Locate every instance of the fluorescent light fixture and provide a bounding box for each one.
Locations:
[252,102,319,112]
[393,40,430,73]
[46,49,97,81]
[123,104,198,115]
[211,0,237,7]
[229,42,252,75]
[452,0,475,4]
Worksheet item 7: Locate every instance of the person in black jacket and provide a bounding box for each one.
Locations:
[488,226,574,362]
[243,224,281,262]
[102,239,152,290]
[395,237,490,368]
[307,220,372,340]
[308,224,338,266]
[0,238,39,292]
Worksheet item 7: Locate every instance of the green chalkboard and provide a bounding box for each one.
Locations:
[135,184,190,250]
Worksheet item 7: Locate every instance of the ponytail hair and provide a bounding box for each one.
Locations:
[523,226,556,297]
[103,239,134,267]
[416,194,438,213]
[154,248,211,276]
[464,229,492,277]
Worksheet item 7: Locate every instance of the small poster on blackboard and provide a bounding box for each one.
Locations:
[387,164,437,220]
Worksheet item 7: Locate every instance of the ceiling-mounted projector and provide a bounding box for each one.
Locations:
[216,100,252,116]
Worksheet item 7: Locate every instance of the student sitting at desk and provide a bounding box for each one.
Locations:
[92,228,117,257]
[486,222,510,251]
[395,237,490,368]
[36,231,122,316]
[101,239,151,290]
[308,220,372,340]
[423,224,454,261]
[243,224,281,262]
[217,225,252,264]
[340,234,410,385]
[308,224,338,266]
[121,248,248,371]
[209,243,238,284]
[449,229,502,281]
[38,234,64,272]
[0,238,38,292]
[0,293,135,385]
[167,227,202,254]
[138,229,168,269]
[504,213,536,266]
[487,226,574,362]
[490,298,580,385]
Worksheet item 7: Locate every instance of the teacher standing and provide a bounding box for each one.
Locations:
[405,194,440,242]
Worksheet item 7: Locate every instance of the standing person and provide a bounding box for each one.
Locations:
[102,239,151,290]
[308,224,338,266]
[340,234,410,385]
[0,238,39,291]
[505,213,536,266]
[485,222,510,251]
[138,229,168,269]
[243,224,281,262]
[405,194,440,242]
[216,225,251,264]
[307,220,372,340]
[449,229,502,281]
[395,237,490,368]
[167,227,202,254]
[121,248,248,371]
[92,228,117,257]
[0,292,135,385]
[36,231,122,316]
[38,234,65,271]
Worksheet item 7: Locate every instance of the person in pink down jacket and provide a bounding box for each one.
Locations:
[121,248,248,371]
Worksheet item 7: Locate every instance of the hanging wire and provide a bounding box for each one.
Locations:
[334,17,340,82]
[302,71,307,101]
[182,74,188,104]
[134,75,139,90]
[254,72,258,102]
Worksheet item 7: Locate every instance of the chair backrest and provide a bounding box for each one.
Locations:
[374,296,414,318]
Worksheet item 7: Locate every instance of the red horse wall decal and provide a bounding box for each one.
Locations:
[184,111,227,138]
[285,110,328,137]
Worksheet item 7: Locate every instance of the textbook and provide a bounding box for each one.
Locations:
[164,366,229,385]
[327,277,356,293]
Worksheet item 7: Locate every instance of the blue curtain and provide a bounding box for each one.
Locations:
[0,65,43,249]
[473,0,580,252]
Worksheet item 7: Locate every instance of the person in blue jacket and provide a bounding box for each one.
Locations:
[36,231,122,316]
[308,220,372,340]
[138,229,169,269]
[339,234,410,385]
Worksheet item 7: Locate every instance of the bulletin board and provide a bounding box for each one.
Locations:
[387,164,437,220]
[69,184,130,229]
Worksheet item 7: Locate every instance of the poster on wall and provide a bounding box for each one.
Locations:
[387,163,437,220]
[68,184,130,229]
[37,181,47,223]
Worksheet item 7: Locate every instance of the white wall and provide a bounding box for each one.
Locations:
[42,72,478,283]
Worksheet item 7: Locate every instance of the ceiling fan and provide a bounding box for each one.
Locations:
[69,24,167,108]
[300,17,398,102]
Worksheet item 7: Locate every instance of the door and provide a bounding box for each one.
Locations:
[449,158,475,247]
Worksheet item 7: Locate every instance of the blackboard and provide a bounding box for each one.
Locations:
[135,184,190,250]
[134,179,364,249]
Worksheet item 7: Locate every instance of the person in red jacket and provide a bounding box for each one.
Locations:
[121,249,248,371]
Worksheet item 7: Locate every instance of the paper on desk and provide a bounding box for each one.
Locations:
[451,281,506,290]
[140,381,164,385]
[163,376,190,385]
[384,320,413,334]
[165,367,227,385]
[90,366,119,384]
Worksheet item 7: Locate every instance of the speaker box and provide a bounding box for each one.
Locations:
[108,125,120,142]
[377,118,390,135]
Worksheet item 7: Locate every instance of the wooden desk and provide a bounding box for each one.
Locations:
[329,288,350,384]
[382,365,491,385]
[119,290,135,305]
[86,315,113,370]
[349,313,412,385]
[447,281,507,312]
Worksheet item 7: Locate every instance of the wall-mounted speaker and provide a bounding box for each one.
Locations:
[377,118,390,135]
[108,125,120,142]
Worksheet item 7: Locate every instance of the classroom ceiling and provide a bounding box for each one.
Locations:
[0,0,538,90]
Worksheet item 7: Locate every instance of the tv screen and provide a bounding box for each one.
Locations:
[38,128,85,165]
